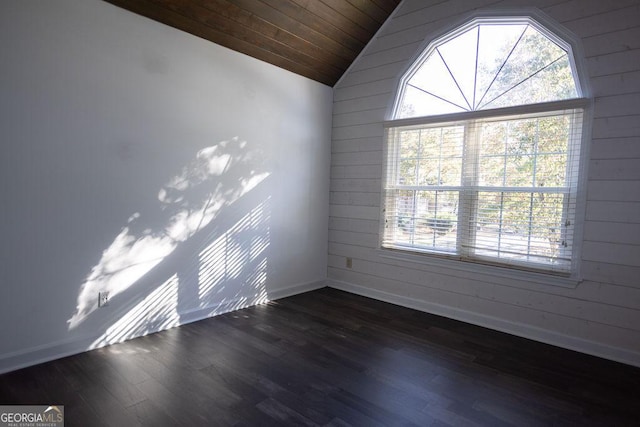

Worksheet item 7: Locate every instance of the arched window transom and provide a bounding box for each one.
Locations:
[394,18,581,119]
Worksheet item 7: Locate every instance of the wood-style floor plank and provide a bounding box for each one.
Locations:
[1,287,639,426]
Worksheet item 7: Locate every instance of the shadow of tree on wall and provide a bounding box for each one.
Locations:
[67,136,272,348]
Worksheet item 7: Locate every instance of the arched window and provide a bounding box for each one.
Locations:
[382,16,588,275]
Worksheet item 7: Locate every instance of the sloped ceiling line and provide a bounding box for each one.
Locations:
[105,0,402,86]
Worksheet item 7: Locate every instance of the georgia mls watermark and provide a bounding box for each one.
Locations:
[0,406,64,427]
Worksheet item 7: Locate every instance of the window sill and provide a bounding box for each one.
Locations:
[377,248,581,289]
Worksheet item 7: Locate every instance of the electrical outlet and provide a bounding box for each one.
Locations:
[346,257,353,269]
[99,291,109,307]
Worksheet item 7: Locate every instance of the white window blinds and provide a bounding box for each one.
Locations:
[382,108,583,274]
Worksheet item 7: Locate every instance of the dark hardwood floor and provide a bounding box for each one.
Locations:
[2,287,639,426]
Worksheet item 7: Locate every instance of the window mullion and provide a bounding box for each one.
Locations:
[527,120,540,262]
[558,109,581,263]
[459,120,480,258]
[384,128,401,246]
[526,193,535,261]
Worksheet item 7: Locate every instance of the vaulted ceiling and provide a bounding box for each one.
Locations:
[104,0,402,86]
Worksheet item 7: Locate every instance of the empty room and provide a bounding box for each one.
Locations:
[1,0,639,425]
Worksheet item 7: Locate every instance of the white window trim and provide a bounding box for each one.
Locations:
[384,99,589,129]
[391,15,585,119]
[384,7,592,121]
[380,9,593,286]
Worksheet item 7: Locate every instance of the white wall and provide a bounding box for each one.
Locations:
[330,0,640,366]
[0,0,332,373]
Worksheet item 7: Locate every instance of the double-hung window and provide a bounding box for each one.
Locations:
[382,17,588,275]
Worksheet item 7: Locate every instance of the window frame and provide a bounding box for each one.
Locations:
[380,11,592,285]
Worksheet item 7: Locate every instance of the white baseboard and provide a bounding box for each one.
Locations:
[328,279,640,368]
[178,279,327,325]
[5,277,636,374]
[265,279,327,301]
[0,279,327,374]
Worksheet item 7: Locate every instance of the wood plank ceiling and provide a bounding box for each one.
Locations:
[104,0,402,86]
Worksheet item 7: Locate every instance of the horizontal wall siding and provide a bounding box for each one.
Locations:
[330,0,640,366]
[590,136,640,160]
[328,241,640,307]
[588,180,640,201]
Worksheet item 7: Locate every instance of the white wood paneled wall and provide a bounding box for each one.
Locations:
[329,0,640,366]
